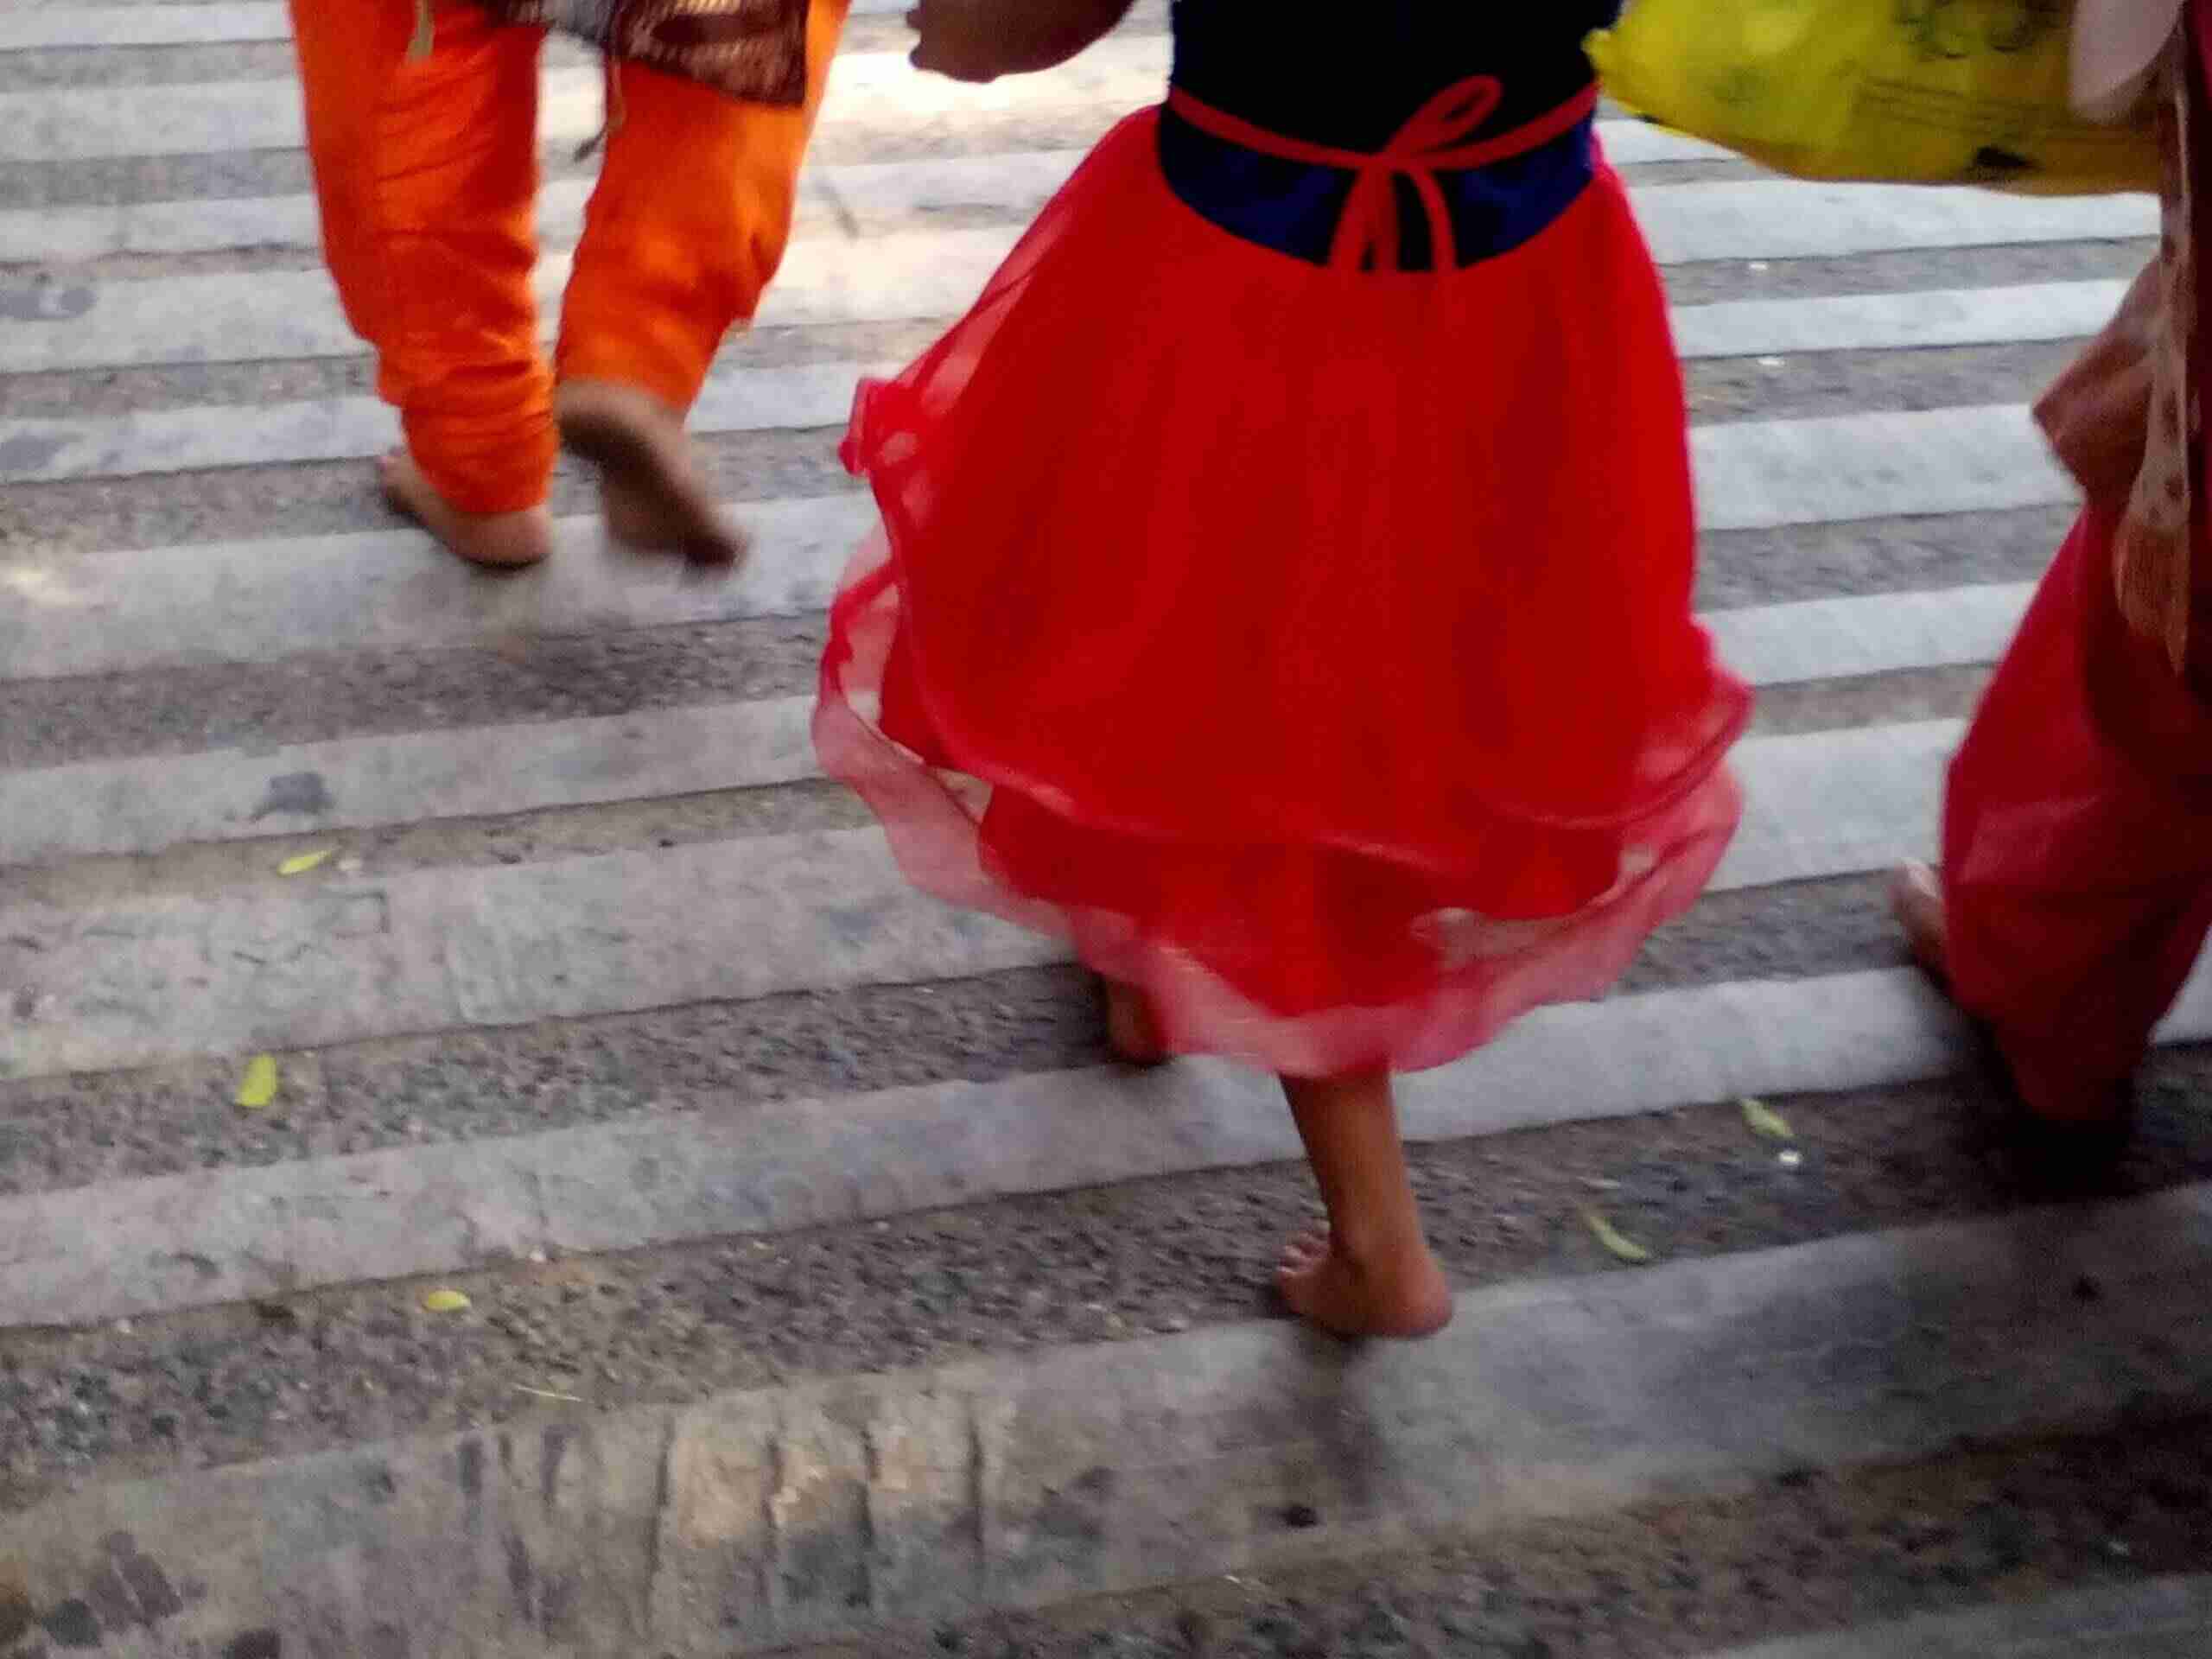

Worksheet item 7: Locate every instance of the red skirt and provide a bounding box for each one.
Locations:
[817,110,1751,1077]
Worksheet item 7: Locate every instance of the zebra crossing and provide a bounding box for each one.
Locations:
[2,6,2207,1655]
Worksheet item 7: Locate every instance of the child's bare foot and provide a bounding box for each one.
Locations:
[379,451,552,570]
[556,379,746,566]
[1277,1228,1452,1340]
[1277,1069,1450,1338]
[1103,978,1169,1066]
[1890,860,1949,986]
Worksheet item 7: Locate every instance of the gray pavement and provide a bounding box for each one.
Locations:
[1700,1578,2212,1656]
[8,1191,2212,1654]
[0,7,2205,1656]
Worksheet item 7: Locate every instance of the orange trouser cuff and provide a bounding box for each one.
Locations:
[556,0,851,410]
[400,368,560,517]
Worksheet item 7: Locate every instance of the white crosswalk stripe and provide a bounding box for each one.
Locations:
[1694,404,2073,531]
[0,0,913,51]
[10,959,2209,1331]
[0,709,1989,1076]
[0,828,1058,1079]
[0,40,1174,162]
[0,664,1993,867]
[1701,583,2033,684]
[0,4,291,51]
[0,5,2190,1648]
[0,42,1733,166]
[0,358,876,484]
[7,579,2021,867]
[0,412,2067,678]
[0,162,2154,267]
[0,493,881,678]
[0,218,2146,375]
[0,283,2126,482]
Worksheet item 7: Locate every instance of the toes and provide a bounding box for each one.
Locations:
[1890,861,1939,913]
[1889,861,1950,980]
[689,519,749,568]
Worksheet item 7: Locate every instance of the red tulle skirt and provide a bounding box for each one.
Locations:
[817,110,1751,1078]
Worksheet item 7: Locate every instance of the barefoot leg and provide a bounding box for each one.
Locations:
[380,451,552,569]
[1275,1070,1452,1339]
[1889,861,1949,987]
[556,379,747,566]
[1103,978,1169,1066]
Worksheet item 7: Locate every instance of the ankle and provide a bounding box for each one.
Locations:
[471,505,554,562]
[1103,979,1167,1065]
[1326,1218,1441,1286]
[558,377,683,424]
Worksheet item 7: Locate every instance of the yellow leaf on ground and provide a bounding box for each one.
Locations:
[277,849,335,876]
[1741,1097,1796,1141]
[421,1288,473,1313]
[1583,1209,1653,1265]
[234,1053,279,1110]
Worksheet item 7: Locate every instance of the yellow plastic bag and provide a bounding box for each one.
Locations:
[1587,0,2158,194]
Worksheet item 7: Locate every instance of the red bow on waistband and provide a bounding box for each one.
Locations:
[1165,75,1599,272]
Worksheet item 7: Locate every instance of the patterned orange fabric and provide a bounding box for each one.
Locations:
[2037,4,2209,679]
[288,0,849,515]
[480,0,811,106]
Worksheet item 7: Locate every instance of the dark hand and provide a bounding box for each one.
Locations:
[906,0,1017,82]
[906,0,1132,83]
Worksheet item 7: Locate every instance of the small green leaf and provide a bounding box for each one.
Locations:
[1583,1209,1653,1266]
[1741,1097,1795,1141]
[421,1288,473,1313]
[278,849,336,877]
[234,1053,279,1110]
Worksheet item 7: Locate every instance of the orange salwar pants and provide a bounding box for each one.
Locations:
[288,0,850,514]
[1942,505,2212,1121]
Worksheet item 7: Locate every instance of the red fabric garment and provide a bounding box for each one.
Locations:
[1942,507,2212,1122]
[815,110,1748,1079]
[1942,0,2212,1121]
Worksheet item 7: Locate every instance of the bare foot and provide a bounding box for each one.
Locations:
[1890,861,1948,986]
[379,451,551,570]
[556,379,746,566]
[1276,1228,1453,1340]
[600,473,681,552]
[1103,979,1169,1066]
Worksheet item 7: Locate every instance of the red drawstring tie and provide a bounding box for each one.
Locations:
[1165,75,1599,272]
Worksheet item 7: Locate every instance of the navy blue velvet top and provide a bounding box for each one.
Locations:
[1157,0,1623,269]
